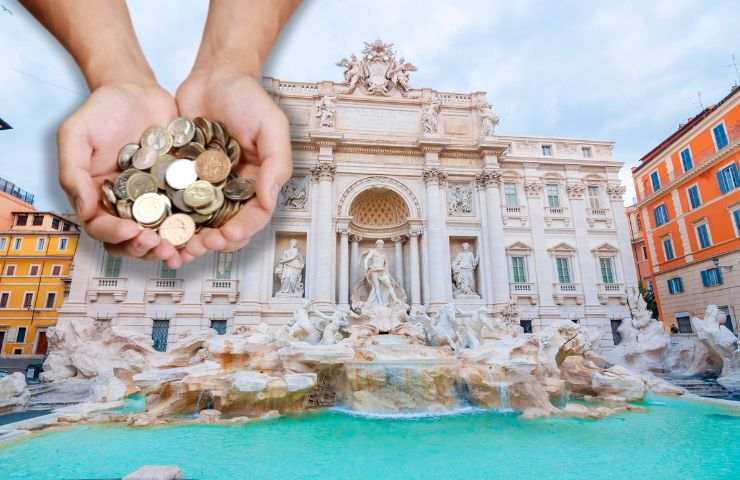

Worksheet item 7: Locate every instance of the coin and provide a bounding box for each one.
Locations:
[165,159,198,190]
[117,143,139,170]
[132,192,166,224]
[194,187,224,215]
[167,117,196,148]
[102,179,118,208]
[159,213,196,247]
[194,117,213,144]
[114,168,138,199]
[131,145,159,170]
[195,150,231,184]
[227,138,241,166]
[183,180,215,208]
[126,172,159,200]
[116,199,133,220]
[150,154,175,190]
[176,142,206,160]
[141,126,173,155]
[189,211,213,224]
[212,120,226,147]
[169,188,194,213]
[193,127,206,146]
[223,176,256,201]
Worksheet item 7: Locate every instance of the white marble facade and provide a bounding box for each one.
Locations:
[62,41,636,350]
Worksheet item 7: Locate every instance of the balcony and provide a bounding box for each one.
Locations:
[544,206,570,227]
[552,282,583,305]
[501,205,527,226]
[86,277,128,302]
[509,282,537,304]
[586,207,613,228]
[597,282,627,304]
[201,278,239,303]
[145,278,184,303]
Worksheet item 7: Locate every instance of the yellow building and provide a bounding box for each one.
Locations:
[0,211,78,362]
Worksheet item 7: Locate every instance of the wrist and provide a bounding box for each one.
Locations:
[83,47,157,90]
[190,45,264,79]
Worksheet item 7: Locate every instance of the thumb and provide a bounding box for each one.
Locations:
[57,120,97,222]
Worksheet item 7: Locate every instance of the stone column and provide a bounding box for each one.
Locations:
[423,167,451,306]
[338,229,350,306]
[408,229,422,307]
[392,236,404,288]
[476,169,510,305]
[311,162,336,305]
[523,177,553,307]
[350,235,362,291]
[608,184,637,290]
[567,181,598,304]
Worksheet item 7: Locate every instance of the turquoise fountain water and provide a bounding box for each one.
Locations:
[0,396,738,479]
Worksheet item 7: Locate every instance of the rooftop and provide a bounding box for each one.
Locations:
[0,177,34,205]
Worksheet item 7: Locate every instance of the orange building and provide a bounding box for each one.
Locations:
[631,86,740,334]
[0,177,35,230]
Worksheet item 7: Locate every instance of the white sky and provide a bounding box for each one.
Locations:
[0,0,738,210]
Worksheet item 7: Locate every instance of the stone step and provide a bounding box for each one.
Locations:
[666,377,735,399]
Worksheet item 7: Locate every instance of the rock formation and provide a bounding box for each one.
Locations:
[691,305,740,391]
[0,372,30,414]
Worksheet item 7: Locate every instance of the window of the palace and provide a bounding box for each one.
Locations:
[13,237,22,250]
[0,292,9,308]
[103,255,122,278]
[29,264,40,276]
[216,252,233,279]
[503,183,519,208]
[695,221,712,249]
[13,348,22,355]
[62,222,72,232]
[545,184,560,208]
[647,279,654,291]
[45,292,56,309]
[662,236,675,260]
[680,147,693,172]
[700,267,723,287]
[23,292,34,309]
[51,265,62,276]
[32,215,43,226]
[16,327,26,343]
[211,319,228,335]
[732,206,740,236]
[717,162,740,194]
[712,122,729,150]
[510,256,528,283]
[51,217,60,230]
[610,319,622,345]
[587,186,601,209]
[555,257,572,284]
[36,237,45,251]
[16,214,28,226]
[541,144,553,156]
[152,320,170,352]
[598,257,616,284]
[160,263,177,279]
[5,264,16,276]
[59,237,68,251]
[0,237,6,250]
[687,185,701,209]
[718,306,736,334]
[581,146,592,158]
[520,320,533,334]
[641,246,648,259]
[650,170,661,192]
[653,204,669,227]
[667,277,684,295]
[676,314,693,334]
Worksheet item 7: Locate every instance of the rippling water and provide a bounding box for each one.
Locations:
[1,396,738,479]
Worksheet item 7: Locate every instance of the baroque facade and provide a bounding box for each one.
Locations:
[62,40,636,351]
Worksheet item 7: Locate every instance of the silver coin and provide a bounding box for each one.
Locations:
[167,117,196,148]
[132,192,166,225]
[131,145,159,170]
[165,159,198,190]
[141,126,173,155]
[117,143,139,170]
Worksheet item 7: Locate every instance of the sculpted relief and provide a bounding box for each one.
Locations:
[337,39,417,96]
[447,183,473,216]
[279,177,308,210]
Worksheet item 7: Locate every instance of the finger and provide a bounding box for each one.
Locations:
[219,200,271,245]
[152,239,178,262]
[254,109,292,211]
[180,251,195,264]
[86,213,141,244]
[184,232,209,258]
[166,253,183,270]
[57,119,97,221]
[103,229,159,258]
[202,228,227,251]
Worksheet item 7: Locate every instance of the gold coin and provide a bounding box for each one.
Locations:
[159,213,195,247]
[141,126,173,155]
[176,142,206,160]
[195,150,231,184]
[194,187,224,215]
[183,180,215,208]
[126,172,159,200]
[223,176,256,201]
[170,188,194,213]
[132,192,166,224]
[194,117,213,144]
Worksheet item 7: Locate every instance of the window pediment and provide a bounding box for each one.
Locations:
[591,243,619,255]
[506,241,531,254]
[547,242,576,255]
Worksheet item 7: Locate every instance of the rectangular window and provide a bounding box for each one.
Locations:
[0,237,6,250]
[701,267,724,287]
[62,222,71,232]
[653,204,669,226]
[696,222,711,249]
[210,320,228,335]
[667,277,684,295]
[103,255,122,278]
[650,171,661,192]
[581,146,592,158]
[5,265,16,276]
[541,144,553,156]
[45,292,56,309]
[51,217,60,230]
[16,214,28,226]
[687,185,701,209]
[717,163,740,194]
[51,265,62,276]
[676,315,693,334]
[23,293,34,309]
[662,237,675,260]
[32,215,43,226]
[520,320,533,334]
[216,252,233,279]
[556,257,572,284]
[680,147,693,172]
[510,256,528,283]
[611,319,623,345]
[13,348,22,355]
[0,293,9,308]
[546,184,560,208]
[160,263,177,279]
[504,183,518,208]
[16,327,27,343]
[36,237,45,251]
[152,320,170,352]
[13,238,21,250]
[599,257,616,284]
[29,265,40,276]
[59,238,68,251]
[641,246,648,259]
[733,207,740,236]
[587,186,600,209]
[713,123,729,150]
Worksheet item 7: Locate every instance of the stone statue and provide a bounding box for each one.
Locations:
[337,40,416,96]
[389,57,416,93]
[279,177,307,209]
[479,102,499,137]
[310,308,356,345]
[362,239,402,307]
[336,54,363,93]
[315,95,336,128]
[286,301,324,344]
[421,97,440,136]
[451,242,479,297]
[275,239,305,296]
[691,304,740,390]
[454,306,491,349]
[447,184,473,215]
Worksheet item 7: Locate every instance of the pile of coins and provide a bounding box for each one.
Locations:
[101,116,256,247]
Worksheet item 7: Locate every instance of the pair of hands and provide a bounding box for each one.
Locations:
[60,71,292,268]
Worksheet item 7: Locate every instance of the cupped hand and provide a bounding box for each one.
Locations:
[58,82,183,267]
[175,71,292,262]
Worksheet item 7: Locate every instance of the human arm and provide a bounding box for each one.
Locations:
[176,0,302,262]
[21,0,181,266]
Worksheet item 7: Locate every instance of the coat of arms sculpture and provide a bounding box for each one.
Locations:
[337,39,417,96]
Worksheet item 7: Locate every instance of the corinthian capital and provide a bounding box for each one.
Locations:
[475,169,502,188]
[311,162,336,181]
[566,182,585,199]
[423,168,448,185]
[523,180,543,198]
[606,183,626,201]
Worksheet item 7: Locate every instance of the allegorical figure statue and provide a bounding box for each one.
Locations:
[315,94,336,128]
[479,102,499,137]
[275,239,305,296]
[452,242,479,297]
[362,239,402,307]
